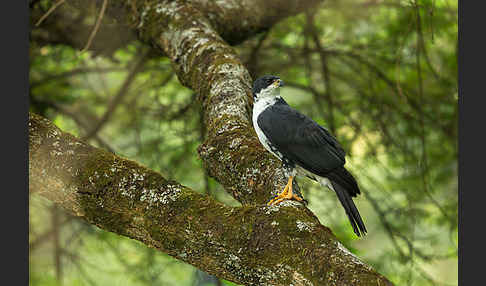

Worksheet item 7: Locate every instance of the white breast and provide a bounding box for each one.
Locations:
[252,96,281,159]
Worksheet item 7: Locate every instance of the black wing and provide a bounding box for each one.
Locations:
[257,100,346,175]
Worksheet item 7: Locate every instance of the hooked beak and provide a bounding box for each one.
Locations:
[273,79,284,87]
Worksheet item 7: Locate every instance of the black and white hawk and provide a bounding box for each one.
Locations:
[252,75,367,237]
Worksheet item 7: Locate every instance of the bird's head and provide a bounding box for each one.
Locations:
[252,75,284,100]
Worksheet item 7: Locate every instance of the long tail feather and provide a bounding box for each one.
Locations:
[326,167,360,197]
[330,179,367,237]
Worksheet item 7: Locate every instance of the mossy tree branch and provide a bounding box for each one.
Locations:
[30,1,395,284]
[129,0,316,205]
[30,0,322,56]
[29,112,393,286]
[31,0,322,204]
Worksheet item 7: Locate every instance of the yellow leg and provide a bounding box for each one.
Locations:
[267,176,303,205]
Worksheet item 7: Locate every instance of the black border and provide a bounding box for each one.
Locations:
[458,0,481,285]
[2,1,29,285]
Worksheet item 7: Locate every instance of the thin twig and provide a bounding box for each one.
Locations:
[30,96,117,153]
[306,12,336,134]
[52,206,63,285]
[81,0,108,53]
[30,67,125,89]
[82,48,150,141]
[246,31,270,78]
[29,215,74,251]
[35,0,66,27]
[395,10,416,100]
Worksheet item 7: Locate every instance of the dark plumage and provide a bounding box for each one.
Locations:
[252,75,367,237]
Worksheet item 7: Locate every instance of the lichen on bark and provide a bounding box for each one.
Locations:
[30,0,395,284]
[29,113,393,285]
[125,0,304,205]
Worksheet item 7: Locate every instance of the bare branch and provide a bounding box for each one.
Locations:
[81,0,109,53]
[82,49,149,141]
[35,0,65,27]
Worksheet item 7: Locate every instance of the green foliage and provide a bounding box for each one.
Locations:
[29,0,457,285]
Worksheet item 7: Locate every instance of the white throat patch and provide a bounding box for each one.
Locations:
[255,84,281,100]
[252,86,280,125]
[252,86,282,159]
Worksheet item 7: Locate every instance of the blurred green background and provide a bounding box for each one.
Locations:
[29,0,458,285]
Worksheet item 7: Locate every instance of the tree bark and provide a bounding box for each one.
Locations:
[29,112,393,286]
[128,0,308,205]
[30,0,324,203]
[30,1,395,285]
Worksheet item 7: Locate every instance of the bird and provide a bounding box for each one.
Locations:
[251,75,367,237]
